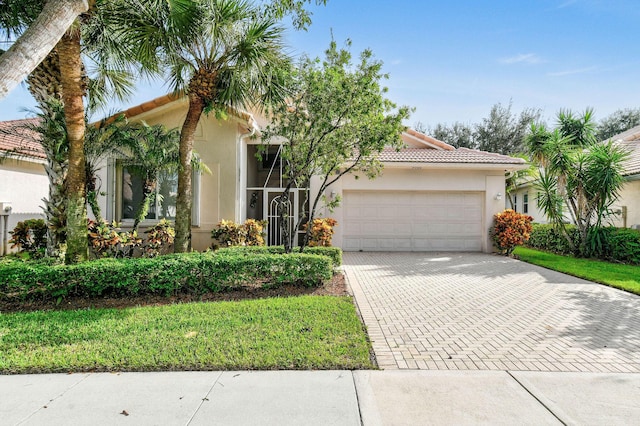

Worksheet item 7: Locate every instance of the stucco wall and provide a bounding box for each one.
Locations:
[95,99,243,251]
[510,186,548,223]
[610,179,640,229]
[312,166,508,253]
[0,158,48,215]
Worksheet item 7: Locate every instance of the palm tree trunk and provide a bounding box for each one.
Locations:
[0,0,89,99]
[174,94,204,252]
[58,27,89,263]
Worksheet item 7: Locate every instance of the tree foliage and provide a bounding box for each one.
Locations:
[418,101,541,155]
[524,108,629,256]
[262,40,411,252]
[596,108,640,141]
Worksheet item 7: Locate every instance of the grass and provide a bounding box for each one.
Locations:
[0,296,374,374]
[514,246,640,296]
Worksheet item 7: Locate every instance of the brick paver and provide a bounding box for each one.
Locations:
[344,252,640,372]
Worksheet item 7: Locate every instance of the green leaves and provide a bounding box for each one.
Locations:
[526,108,630,256]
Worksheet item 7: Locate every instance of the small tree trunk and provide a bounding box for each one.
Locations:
[174,94,204,252]
[133,178,156,233]
[59,28,88,264]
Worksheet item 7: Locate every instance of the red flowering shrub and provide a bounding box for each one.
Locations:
[491,209,533,255]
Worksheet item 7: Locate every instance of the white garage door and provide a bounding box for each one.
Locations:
[342,191,484,251]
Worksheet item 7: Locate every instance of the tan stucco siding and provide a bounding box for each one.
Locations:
[611,180,640,228]
[95,99,243,251]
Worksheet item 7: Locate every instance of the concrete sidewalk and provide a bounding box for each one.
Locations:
[2,370,639,425]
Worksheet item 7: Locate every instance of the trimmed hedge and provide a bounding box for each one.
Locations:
[0,252,333,303]
[217,245,343,267]
[526,224,579,255]
[526,223,640,264]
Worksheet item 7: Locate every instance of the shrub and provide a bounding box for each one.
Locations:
[491,209,533,255]
[607,228,640,264]
[8,219,47,257]
[0,252,332,303]
[143,219,175,257]
[87,220,142,258]
[305,218,338,247]
[526,223,579,255]
[526,224,640,265]
[217,245,342,267]
[211,219,267,247]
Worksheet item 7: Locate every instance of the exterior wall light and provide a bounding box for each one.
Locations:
[495,192,503,201]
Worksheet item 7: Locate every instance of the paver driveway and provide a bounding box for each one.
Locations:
[344,252,640,372]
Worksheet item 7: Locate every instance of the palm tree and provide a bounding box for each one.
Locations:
[121,0,289,252]
[0,0,90,99]
[1,0,149,263]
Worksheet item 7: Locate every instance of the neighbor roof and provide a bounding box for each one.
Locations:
[0,118,45,160]
[609,125,640,177]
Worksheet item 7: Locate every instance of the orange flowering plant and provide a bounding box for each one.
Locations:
[304,218,338,247]
[491,209,533,255]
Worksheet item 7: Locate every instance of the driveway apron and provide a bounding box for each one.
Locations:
[343,252,640,372]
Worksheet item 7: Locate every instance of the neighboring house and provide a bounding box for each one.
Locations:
[95,95,526,252]
[0,119,48,254]
[512,125,640,228]
[608,125,640,229]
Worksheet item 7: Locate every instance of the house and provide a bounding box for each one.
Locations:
[94,94,527,253]
[608,125,640,229]
[511,125,640,228]
[0,119,48,255]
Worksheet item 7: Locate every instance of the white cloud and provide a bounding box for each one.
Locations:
[547,66,598,76]
[499,53,543,65]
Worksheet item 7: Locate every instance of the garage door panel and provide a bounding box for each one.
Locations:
[343,190,484,252]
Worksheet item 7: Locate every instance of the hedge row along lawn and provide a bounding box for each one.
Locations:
[0,296,374,374]
[514,246,640,296]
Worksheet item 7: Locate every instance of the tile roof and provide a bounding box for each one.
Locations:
[609,125,640,176]
[102,93,257,128]
[0,118,45,160]
[403,129,455,151]
[378,146,527,165]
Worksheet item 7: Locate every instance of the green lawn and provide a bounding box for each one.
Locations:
[514,246,640,296]
[0,296,374,374]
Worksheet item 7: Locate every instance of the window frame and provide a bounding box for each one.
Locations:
[112,161,201,227]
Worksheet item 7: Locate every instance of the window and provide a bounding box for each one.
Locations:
[513,195,518,212]
[121,167,177,221]
[523,193,529,214]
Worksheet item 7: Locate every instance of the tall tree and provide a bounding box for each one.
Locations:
[475,101,541,155]
[596,108,640,141]
[0,0,90,99]
[262,40,411,252]
[122,0,289,252]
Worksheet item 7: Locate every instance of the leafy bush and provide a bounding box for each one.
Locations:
[607,228,640,264]
[217,245,342,267]
[143,219,175,257]
[491,209,533,255]
[211,219,267,247]
[526,224,579,255]
[0,251,332,303]
[87,220,142,258]
[8,219,47,257]
[526,224,640,265]
[305,218,338,247]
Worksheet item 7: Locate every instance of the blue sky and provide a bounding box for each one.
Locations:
[1,0,639,129]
